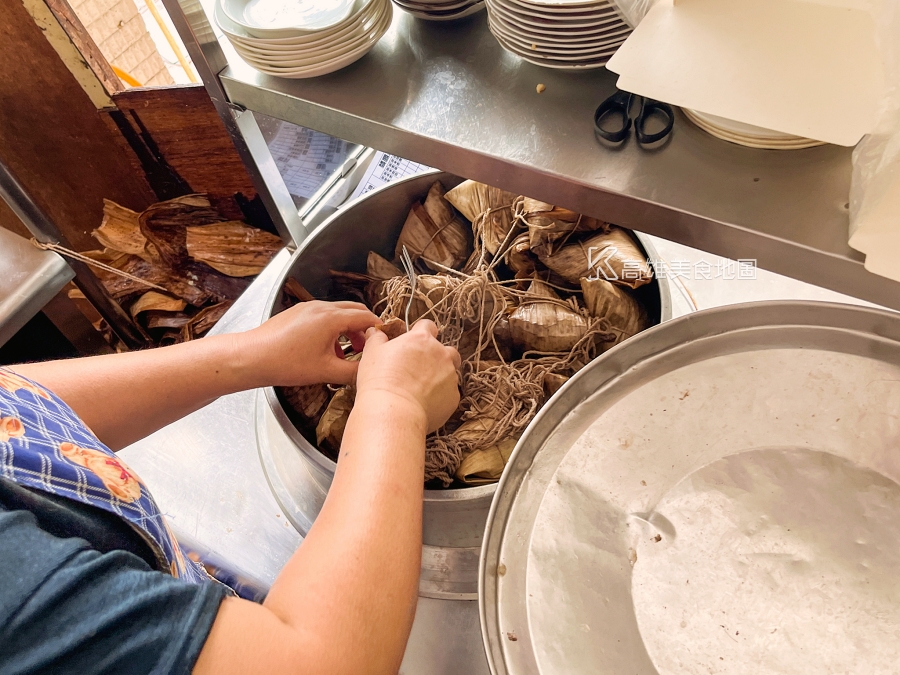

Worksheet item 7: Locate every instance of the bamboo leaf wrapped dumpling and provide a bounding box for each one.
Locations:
[509,280,588,353]
[396,182,471,271]
[444,180,519,255]
[516,198,609,258]
[581,277,649,349]
[539,226,653,289]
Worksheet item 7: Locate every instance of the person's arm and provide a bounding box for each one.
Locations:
[10,301,377,450]
[193,320,461,675]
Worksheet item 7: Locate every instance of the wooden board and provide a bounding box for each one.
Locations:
[0,0,155,251]
[0,0,155,248]
[108,84,257,220]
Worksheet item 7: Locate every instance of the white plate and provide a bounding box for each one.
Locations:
[234,15,384,63]
[223,1,384,55]
[682,109,826,149]
[216,0,380,41]
[235,3,390,74]
[222,0,354,35]
[687,108,807,141]
[511,0,619,14]
[489,19,625,55]
[487,0,627,30]
[491,29,612,68]
[399,1,484,19]
[489,11,630,46]
[394,0,474,7]
[394,0,473,8]
[502,0,620,19]
[235,4,390,67]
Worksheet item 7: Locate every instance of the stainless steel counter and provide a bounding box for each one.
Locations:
[0,227,73,347]
[213,12,900,311]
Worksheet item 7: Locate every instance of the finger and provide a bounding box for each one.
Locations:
[446,345,462,370]
[365,328,389,347]
[411,319,439,338]
[334,309,382,334]
[347,330,367,353]
[333,301,372,312]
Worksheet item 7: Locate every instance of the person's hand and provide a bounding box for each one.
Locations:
[356,320,461,433]
[237,301,380,387]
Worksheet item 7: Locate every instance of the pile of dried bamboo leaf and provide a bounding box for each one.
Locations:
[278,180,654,488]
[77,194,283,347]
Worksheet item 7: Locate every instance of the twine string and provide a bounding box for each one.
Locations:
[30,239,167,292]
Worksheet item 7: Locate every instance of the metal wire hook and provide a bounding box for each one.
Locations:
[399,245,417,330]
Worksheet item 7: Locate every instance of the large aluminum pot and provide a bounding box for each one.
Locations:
[256,171,672,589]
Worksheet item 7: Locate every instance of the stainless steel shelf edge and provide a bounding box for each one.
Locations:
[216,13,900,311]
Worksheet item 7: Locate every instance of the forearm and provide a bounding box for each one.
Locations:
[11,334,256,450]
[263,391,426,674]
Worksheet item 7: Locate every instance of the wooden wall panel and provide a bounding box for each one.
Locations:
[108,84,257,215]
[0,0,155,251]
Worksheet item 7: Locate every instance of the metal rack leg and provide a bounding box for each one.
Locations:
[159,0,308,248]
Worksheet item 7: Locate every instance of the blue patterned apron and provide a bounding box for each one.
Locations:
[0,367,213,585]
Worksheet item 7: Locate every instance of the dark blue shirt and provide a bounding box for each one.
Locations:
[0,482,226,675]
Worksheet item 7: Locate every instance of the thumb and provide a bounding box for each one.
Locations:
[364,327,389,348]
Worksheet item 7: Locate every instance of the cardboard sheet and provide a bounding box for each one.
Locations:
[606,0,884,146]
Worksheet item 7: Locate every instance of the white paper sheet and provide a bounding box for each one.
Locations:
[606,0,884,146]
[349,152,433,201]
[267,124,351,199]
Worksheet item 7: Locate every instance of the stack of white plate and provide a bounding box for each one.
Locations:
[215,0,392,79]
[391,0,484,21]
[683,109,826,150]
[485,0,632,70]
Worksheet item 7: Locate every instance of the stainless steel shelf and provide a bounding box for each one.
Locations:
[217,11,900,310]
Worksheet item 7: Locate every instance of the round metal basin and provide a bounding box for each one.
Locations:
[480,300,900,674]
[256,170,672,597]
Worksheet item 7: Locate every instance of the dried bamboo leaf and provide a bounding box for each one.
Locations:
[145,311,191,330]
[93,200,158,262]
[316,387,356,458]
[185,301,233,340]
[282,384,331,425]
[284,278,315,303]
[93,254,213,306]
[138,194,250,302]
[185,221,283,277]
[542,372,569,396]
[376,318,407,340]
[395,182,471,271]
[129,291,187,318]
[455,436,517,485]
[367,251,402,280]
[581,277,649,349]
[505,233,536,275]
[509,280,588,353]
[139,194,223,268]
[538,227,653,288]
[444,180,519,255]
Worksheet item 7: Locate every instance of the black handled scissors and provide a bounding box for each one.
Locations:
[594,90,675,145]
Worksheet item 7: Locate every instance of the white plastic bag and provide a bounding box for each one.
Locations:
[848,0,900,280]
[612,0,658,27]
